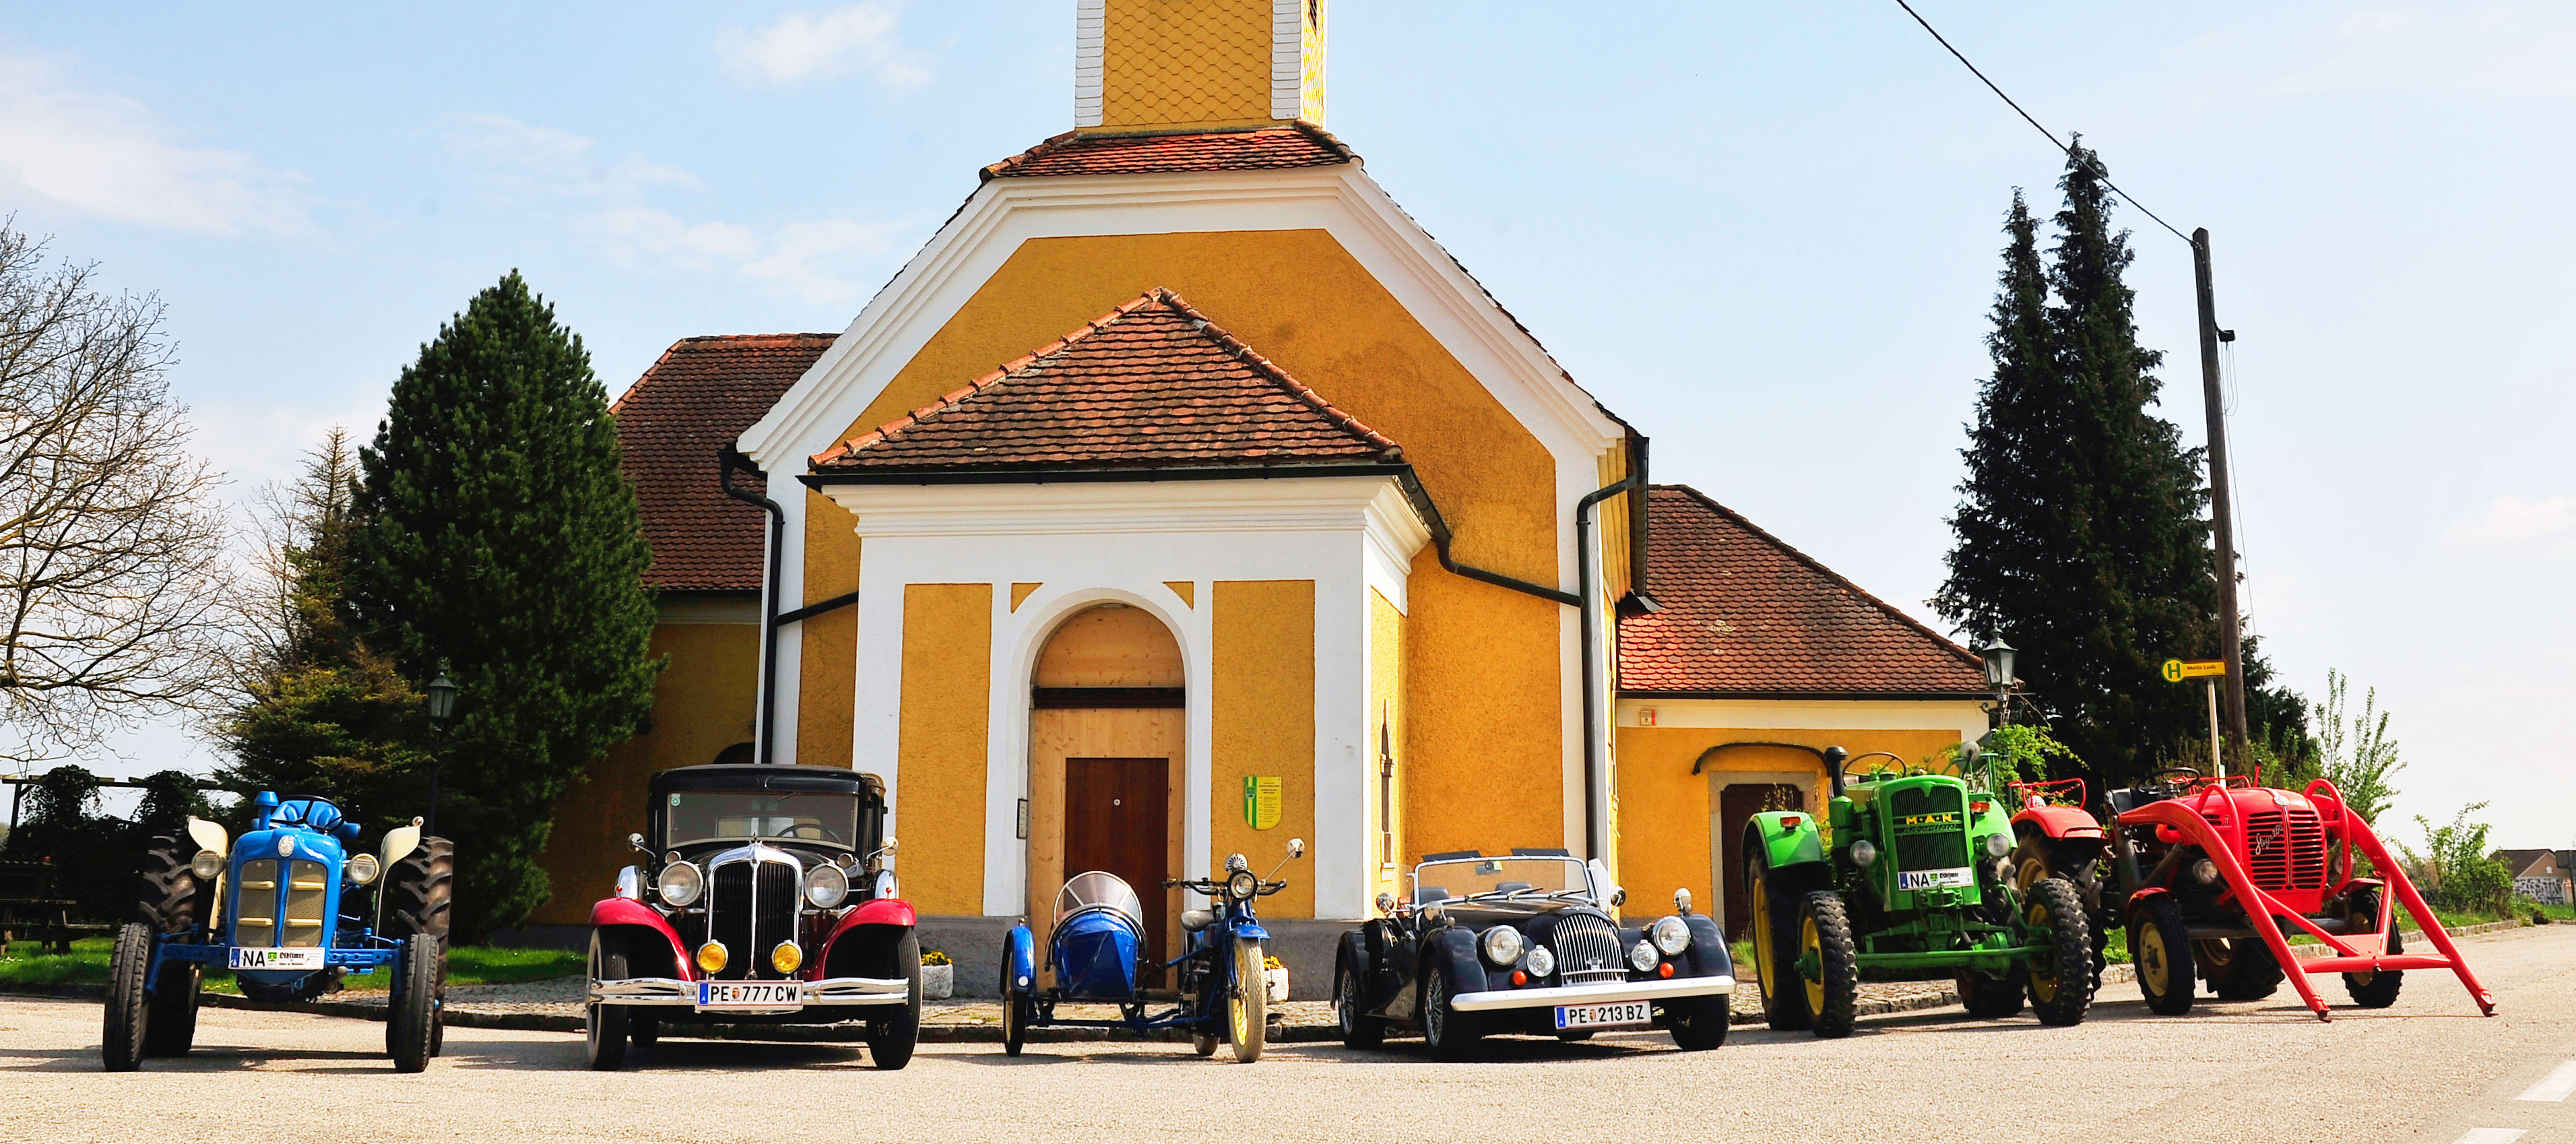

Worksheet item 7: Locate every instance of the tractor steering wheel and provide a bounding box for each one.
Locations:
[1840,751,1906,782]
[2150,766,2202,786]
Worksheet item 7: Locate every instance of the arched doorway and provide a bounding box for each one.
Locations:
[1026,603,1185,980]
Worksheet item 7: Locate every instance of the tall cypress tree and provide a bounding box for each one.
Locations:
[348,272,660,940]
[1936,144,2222,785]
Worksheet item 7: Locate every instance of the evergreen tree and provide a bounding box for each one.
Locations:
[347,272,659,941]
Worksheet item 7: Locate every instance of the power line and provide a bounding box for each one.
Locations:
[1892,0,2193,246]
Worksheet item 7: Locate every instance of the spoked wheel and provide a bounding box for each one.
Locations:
[100,922,154,1072]
[2198,937,2285,1000]
[1797,891,1860,1039]
[2023,878,2094,1026]
[2130,895,2197,1017]
[1335,959,1384,1049]
[1746,848,1816,1031]
[1666,992,1731,1051]
[1225,939,1266,1063]
[866,931,922,1070]
[584,929,631,1071]
[1421,963,1479,1061]
[2342,891,2405,1008]
[389,935,441,1073]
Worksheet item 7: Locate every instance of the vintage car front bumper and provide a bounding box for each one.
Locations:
[588,976,913,1008]
[1449,974,1735,1013]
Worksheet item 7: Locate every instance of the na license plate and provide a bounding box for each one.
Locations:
[697,981,802,1010]
[1554,1000,1650,1030]
[229,947,325,970]
[1896,867,1974,892]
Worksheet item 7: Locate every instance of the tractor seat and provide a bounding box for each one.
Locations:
[1180,909,1216,932]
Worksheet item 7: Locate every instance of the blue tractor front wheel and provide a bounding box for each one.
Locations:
[389,936,442,1073]
[100,923,153,1071]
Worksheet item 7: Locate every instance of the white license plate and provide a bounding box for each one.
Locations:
[1897,867,1974,892]
[229,947,325,970]
[1554,1001,1651,1030]
[697,981,803,1010]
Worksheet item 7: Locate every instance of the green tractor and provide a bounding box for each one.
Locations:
[1741,746,2095,1037]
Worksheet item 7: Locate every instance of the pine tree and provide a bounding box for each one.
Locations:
[347,272,660,941]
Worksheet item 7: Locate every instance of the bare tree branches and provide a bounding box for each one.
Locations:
[0,221,236,763]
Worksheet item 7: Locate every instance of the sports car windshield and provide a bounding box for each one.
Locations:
[665,791,860,849]
[1413,856,1592,903]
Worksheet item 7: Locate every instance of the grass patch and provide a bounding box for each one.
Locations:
[0,936,580,992]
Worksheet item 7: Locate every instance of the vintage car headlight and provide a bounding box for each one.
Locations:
[803,864,849,910]
[1479,926,1526,966]
[1848,839,1878,867]
[191,850,225,881]
[771,941,802,974]
[347,853,381,885]
[696,941,728,974]
[657,860,704,908]
[1650,915,1692,956]
[1628,939,1660,973]
[1984,833,2012,858]
[1227,870,1259,900]
[1523,945,1556,978]
[871,869,899,900]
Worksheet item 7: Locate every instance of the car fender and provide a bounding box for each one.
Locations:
[819,897,920,978]
[1002,924,1037,994]
[2013,804,2107,841]
[1682,914,1734,979]
[1420,925,1489,1009]
[589,897,691,980]
[2124,885,2172,914]
[1743,811,1826,871]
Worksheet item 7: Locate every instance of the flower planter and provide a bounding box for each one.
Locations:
[1264,966,1289,1004]
[922,962,954,1000]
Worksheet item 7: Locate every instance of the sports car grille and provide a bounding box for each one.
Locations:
[234,859,278,947]
[284,860,329,947]
[2241,810,2326,891]
[1891,785,1970,871]
[707,860,800,980]
[1550,914,1624,984]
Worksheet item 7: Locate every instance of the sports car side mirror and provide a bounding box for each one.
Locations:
[1610,885,1627,908]
[627,832,649,856]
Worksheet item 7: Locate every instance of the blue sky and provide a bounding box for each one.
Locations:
[3,3,2569,848]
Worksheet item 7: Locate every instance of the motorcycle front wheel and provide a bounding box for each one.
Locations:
[1226,939,1266,1063]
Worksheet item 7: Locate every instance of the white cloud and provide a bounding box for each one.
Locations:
[740,216,910,305]
[2444,494,2575,554]
[581,205,762,269]
[715,3,932,90]
[443,113,700,201]
[0,55,307,235]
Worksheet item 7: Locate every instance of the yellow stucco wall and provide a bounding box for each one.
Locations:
[1367,587,1403,893]
[1613,725,1967,921]
[798,489,862,768]
[533,618,759,925]
[1097,0,1277,133]
[1403,544,1564,861]
[1211,580,1315,917]
[898,583,992,914]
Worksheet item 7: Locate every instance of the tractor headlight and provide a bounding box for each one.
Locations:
[802,864,849,910]
[1984,833,2012,858]
[1848,839,1878,867]
[1628,939,1660,973]
[657,860,704,908]
[191,850,225,881]
[2191,858,2220,885]
[1651,915,1692,956]
[347,853,381,885]
[1227,870,1259,901]
[1523,945,1556,978]
[1479,926,1526,966]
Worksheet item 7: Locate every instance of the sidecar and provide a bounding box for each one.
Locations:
[1045,872,1147,1000]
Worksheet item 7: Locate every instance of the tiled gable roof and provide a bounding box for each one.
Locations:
[1619,485,1987,697]
[981,124,1357,180]
[612,333,835,592]
[810,289,1401,474]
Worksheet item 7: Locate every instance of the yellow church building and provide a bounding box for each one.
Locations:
[531,0,1995,990]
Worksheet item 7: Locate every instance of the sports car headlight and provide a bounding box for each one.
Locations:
[1227,870,1259,900]
[347,853,381,885]
[1650,915,1692,956]
[1984,833,2012,858]
[191,850,225,881]
[1628,939,1659,973]
[1479,926,1526,967]
[1522,945,1556,978]
[803,864,849,910]
[657,860,703,908]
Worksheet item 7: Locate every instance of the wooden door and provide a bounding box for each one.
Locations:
[1719,784,1806,937]
[1066,757,1171,975]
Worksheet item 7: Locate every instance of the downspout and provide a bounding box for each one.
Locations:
[1575,471,1642,861]
[719,449,787,765]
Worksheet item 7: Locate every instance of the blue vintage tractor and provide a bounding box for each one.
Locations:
[102,791,454,1072]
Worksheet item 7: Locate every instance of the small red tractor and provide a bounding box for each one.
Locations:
[2012,765,2496,1021]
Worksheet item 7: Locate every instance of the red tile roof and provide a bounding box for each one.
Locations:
[1619,486,1987,697]
[810,289,1402,474]
[612,333,835,592]
[982,124,1357,181]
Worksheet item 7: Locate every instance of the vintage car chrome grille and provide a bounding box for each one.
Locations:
[284,859,329,947]
[2241,809,2327,891]
[707,852,800,980]
[1550,913,1624,984]
[1891,784,1970,872]
[234,858,279,947]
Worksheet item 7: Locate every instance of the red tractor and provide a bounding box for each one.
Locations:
[2040,767,2499,1021]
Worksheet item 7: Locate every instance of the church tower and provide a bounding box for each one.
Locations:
[1075,0,1326,133]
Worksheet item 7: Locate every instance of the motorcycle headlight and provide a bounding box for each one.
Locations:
[1849,839,1878,867]
[803,863,849,910]
[191,850,225,881]
[1479,926,1526,966]
[347,853,381,885]
[1227,869,1259,900]
[1651,915,1692,956]
[1628,939,1659,973]
[657,860,703,908]
[1523,945,1556,978]
[1984,833,2012,858]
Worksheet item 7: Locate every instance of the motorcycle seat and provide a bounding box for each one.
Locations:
[1180,909,1216,932]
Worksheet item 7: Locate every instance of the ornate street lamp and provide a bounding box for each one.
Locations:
[1978,638,2016,727]
[424,662,457,837]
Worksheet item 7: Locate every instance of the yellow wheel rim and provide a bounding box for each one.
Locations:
[1229,942,1258,1047]
[1751,876,1778,998]
[2016,855,2049,892]
[2025,901,2059,1003]
[1799,914,1827,1015]
[2137,923,2171,996]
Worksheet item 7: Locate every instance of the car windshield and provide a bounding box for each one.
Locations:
[665,790,861,849]
[1053,871,1144,929]
[1411,856,1593,904]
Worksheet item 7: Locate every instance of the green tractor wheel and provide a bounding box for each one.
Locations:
[2022,878,2094,1026]
[1745,846,1818,1031]
[2129,895,2197,1017]
[1797,891,1860,1039]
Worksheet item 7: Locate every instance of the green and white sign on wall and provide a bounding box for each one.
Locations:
[1243,775,1282,830]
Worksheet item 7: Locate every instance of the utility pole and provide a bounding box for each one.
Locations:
[2191,228,2251,771]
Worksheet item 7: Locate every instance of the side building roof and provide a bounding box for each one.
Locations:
[612,332,837,592]
[1619,485,1989,699]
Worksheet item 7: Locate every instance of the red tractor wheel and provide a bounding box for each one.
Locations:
[2341,890,2406,1009]
[2129,895,2197,1017]
[2198,938,2285,1000]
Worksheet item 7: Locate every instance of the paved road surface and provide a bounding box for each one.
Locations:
[7,925,2573,1144]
